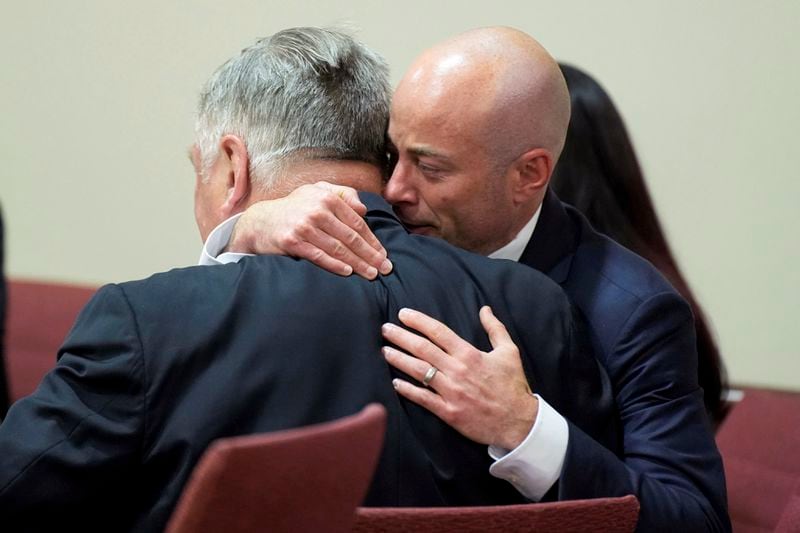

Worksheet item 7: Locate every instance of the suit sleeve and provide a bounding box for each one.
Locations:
[557,292,730,532]
[0,284,146,528]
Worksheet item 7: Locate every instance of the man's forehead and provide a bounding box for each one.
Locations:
[387,117,447,155]
[389,99,488,159]
[392,74,495,131]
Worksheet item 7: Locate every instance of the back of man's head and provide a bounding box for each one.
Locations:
[195,27,391,192]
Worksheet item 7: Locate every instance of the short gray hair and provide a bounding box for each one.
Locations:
[195,27,391,189]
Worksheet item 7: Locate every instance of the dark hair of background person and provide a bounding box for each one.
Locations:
[551,64,728,425]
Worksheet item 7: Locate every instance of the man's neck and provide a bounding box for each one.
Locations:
[254,160,384,201]
[489,203,542,261]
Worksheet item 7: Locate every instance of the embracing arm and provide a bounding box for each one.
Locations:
[556,293,729,532]
[0,284,146,528]
[199,181,392,278]
[384,296,730,532]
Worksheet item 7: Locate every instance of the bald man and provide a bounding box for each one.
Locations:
[210,27,729,531]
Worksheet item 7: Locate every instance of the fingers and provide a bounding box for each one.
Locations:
[325,203,392,275]
[382,346,446,389]
[397,308,469,354]
[291,241,354,277]
[391,378,449,420]
[383,306,536,450]
[478,306,528,395]
[314,182,367,216]
[381,322,452,371]
[479,306,514,350]
[295,227,385,280]
[312,182,392,277]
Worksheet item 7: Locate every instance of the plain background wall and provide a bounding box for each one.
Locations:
[1,1,798,390]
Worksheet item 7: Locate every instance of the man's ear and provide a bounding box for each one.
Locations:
[511,147,554,205]
[218,134,252,217]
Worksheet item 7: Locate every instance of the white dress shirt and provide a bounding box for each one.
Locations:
[198,213,248,266]
[198,204,569,501]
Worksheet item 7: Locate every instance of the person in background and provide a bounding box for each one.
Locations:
[550,63,727,425]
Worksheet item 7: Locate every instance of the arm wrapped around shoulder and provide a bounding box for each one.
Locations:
[557,291,730,532]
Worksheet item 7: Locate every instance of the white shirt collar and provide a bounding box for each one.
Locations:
[488,206,542,262]
[198,213,252,265]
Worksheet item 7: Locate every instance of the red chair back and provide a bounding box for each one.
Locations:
[5,279,96,401]
[353,494,640,532]
[166,403,387,533]
[716,388,800,532]
[776,479,800,532]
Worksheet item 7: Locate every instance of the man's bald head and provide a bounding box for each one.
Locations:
[396,27,571,169]
[385,27,571,255]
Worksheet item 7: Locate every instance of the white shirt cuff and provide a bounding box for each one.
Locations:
[487,394,569,501]
[198,213,253,265]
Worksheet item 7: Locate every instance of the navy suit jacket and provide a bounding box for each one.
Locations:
[523,190,729,532]
[0,194,616,532]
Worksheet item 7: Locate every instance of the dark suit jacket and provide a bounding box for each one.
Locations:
[0,194,615,532]
[523,190,729,532]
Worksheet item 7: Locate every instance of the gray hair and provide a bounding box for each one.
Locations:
[195,27,391,190]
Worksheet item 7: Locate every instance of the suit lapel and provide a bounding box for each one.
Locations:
[519,189,578,284]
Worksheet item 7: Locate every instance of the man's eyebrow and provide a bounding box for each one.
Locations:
[408,145,448,160]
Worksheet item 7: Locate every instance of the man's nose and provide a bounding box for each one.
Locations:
[383,162,417,205]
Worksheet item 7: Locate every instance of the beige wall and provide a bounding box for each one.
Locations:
[1,1,798,390]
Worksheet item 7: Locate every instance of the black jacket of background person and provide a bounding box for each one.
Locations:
[0,194,617,532]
